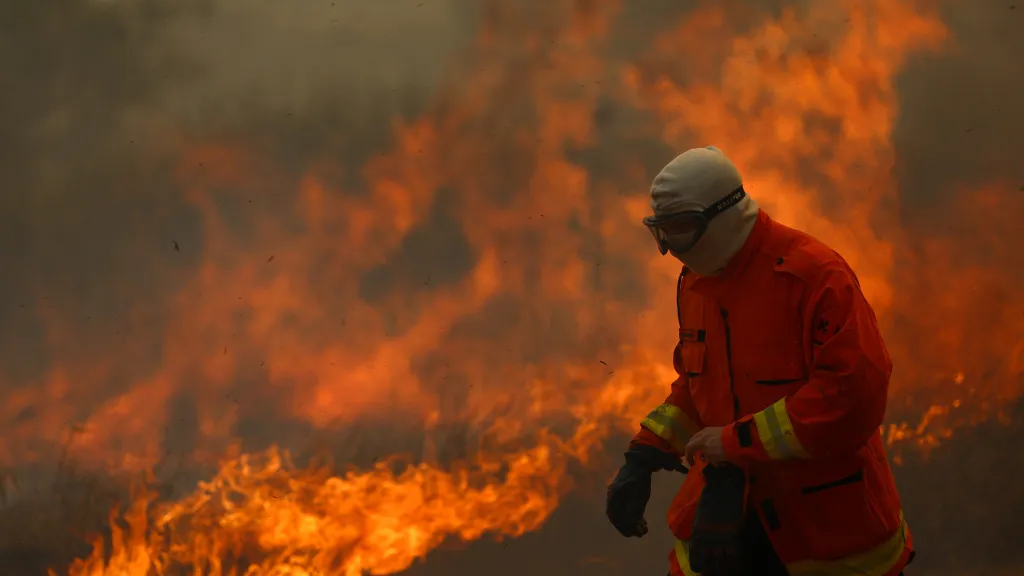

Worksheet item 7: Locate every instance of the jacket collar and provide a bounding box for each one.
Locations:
[692,210,771,295]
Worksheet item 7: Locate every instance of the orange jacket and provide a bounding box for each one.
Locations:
[632,210,912,576]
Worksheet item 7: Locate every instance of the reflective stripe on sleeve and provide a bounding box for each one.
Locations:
[752,397,809,460]
[641,403,700,453]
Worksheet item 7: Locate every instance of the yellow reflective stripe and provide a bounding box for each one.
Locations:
[674,512,907,576]
[673,539,699,576]
[752,397,809,460]
[787,512,908,576]
[640,403,699,453]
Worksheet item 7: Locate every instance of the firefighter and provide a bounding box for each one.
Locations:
[605,147,914,576]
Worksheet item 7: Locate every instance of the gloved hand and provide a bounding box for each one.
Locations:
[606,444,686,538]
[689,463,747,576]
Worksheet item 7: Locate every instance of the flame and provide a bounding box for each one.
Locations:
[0,0,1015,574]
[62,444,571,576]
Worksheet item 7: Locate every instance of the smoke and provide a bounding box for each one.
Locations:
[0,0,478,465]
[1,0,1022,575]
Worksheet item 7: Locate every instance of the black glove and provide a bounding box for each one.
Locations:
[606,444,686,538]
[689,463,747,576]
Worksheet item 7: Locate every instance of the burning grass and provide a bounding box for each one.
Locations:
[1,1,1021,575]
[0,398,1017,576]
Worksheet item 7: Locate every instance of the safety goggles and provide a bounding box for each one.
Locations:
[642,186,746,255]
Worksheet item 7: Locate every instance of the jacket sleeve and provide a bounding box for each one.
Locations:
[630,341,706,455]
[722,263,892,462]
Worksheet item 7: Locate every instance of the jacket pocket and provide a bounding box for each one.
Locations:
[783,458,891,560]
[754,377,802,386]
[800,469,864,494]
[681,339,706,377]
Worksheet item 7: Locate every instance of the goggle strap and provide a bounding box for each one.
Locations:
[702,186,746,220]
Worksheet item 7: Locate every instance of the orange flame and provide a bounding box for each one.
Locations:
[7,0,1016,574]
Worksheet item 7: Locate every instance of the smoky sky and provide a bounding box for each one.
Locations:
[1,1,1022,575]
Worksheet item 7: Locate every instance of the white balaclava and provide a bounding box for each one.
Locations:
[649,146,760,276]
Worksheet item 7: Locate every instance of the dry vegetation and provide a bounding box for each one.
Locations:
[0,460,124,575]
[0,400,1019,576]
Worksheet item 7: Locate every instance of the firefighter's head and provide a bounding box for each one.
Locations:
[642,146,759,276]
